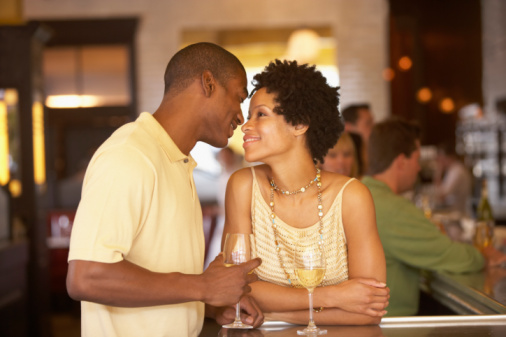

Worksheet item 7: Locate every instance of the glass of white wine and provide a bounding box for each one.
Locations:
[222,233,253,329]
[294,244,327,335]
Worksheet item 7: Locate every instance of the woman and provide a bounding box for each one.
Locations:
[320,131,360,178]
[223,60,388,325]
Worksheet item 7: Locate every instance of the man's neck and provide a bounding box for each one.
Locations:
[152,93,202,156]
[372,171,399,194]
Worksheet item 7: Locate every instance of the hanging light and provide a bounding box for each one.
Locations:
[439,97,455,113]
[417,87,432,103]
[284,28,321,63]
[398,56,413,71]
[382,68,395,81]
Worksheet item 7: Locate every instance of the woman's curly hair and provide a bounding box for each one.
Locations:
[250,59,344,163]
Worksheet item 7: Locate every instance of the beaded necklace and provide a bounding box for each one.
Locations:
[270,172,317,195]
[269,167,324,286]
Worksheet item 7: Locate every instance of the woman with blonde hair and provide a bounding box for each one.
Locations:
[320,131,360,178]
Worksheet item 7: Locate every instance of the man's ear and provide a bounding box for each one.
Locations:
[293,124,309,136]
[394,153,407,170]
[201,70,216,97]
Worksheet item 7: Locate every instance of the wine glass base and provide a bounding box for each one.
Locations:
[222,322,254,329]
[297,328,327,335]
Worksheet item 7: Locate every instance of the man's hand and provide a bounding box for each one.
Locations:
[482,246,506,268]
[213,295,264,328]
[319,278,390,317]
[200,254,261,307]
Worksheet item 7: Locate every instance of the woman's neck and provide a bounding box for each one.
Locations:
[267,153,317,193]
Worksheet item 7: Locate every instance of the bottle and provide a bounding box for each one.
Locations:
[473,179,494,251]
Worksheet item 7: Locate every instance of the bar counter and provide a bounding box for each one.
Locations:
[201,315,506,336]
[200,266,506,336]
[421,268,506,314]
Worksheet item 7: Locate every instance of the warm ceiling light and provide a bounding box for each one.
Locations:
[9,179,22,197]
[32,101,46,185]
[417,87,432,103]
[4,89,18,105]
[0,100,9,186]
[398,56,412,71]
[45,95,100,108]
[285,28,321,63]
[439,97,455,113]
[382,68,395,81]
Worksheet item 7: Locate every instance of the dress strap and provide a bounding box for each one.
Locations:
[250,166,257,181]
[250,167,258,224]
[340,177,356,194]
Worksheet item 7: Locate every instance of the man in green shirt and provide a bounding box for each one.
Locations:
[362,118,506,316]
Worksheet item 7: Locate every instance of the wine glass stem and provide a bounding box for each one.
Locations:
[234,302,242,323]
[308,290,316,328]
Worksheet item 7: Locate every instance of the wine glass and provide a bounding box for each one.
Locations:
[222,233,253,329]
[294,244,327,335]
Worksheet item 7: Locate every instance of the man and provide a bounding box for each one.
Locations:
[341,103,374,142]
[66,43,263,337]
[433,142,472,216]
[361,117,506,316]
[341,103,374,175]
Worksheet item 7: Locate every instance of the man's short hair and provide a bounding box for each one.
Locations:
[367,117,421,175]
[163,42,245,95]
[341,103,371,124]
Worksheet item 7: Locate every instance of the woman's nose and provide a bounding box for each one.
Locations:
[241,119,252,132]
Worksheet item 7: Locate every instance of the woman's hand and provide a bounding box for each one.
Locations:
[317,278,390,317]
[212,295,264,328]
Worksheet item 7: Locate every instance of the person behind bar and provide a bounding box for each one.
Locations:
[362,117,506,316]
[223,60,389,325]
[320,131,361,178]
[342,103,374,175]
[433,141,472,216]
[66,42,263,337]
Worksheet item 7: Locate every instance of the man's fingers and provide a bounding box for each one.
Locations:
[242,257,262,272]
[246,272,259,284]
[214,254,224,263]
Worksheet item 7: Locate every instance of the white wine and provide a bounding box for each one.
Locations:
[295,268,325,290]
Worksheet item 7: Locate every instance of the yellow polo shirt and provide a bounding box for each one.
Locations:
[69,112,205,337]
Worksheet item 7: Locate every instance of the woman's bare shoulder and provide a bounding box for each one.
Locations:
[229,164,269,185]
[322,172,370,200]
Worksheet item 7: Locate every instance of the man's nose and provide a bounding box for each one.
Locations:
[236,112,244,125]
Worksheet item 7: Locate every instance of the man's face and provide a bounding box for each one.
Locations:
[399,141,421,193]
[354,108,374,142]
[203,71,248,148]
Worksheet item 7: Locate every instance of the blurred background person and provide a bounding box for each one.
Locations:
[433,142,472,216]
[341,103,374,175]
[320,131,360,178]
[362,117,506,316]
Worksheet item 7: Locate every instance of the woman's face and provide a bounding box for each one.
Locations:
[321,145,355,176]
[241,88,297,163]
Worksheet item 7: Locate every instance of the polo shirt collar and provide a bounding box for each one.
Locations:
[361,175,393,193]
[137,112,197,167]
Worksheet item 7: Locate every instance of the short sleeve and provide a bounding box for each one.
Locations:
[68,145,155,263]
